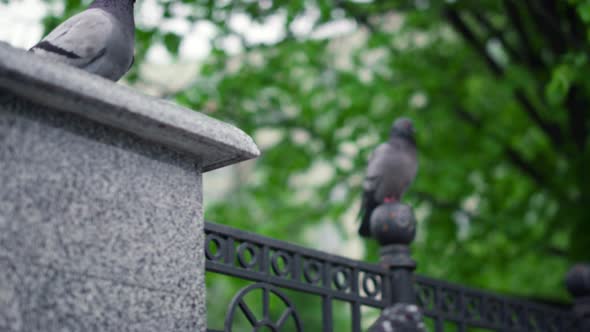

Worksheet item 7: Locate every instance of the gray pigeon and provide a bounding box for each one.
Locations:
[358,117,418,237]
[29,0,136,81]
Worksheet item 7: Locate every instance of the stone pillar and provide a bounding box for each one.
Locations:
[368,202,425,332]
[0,43,259,332]
[565,263,590,331]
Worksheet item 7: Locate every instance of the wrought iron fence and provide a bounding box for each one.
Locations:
[204,221,584,332]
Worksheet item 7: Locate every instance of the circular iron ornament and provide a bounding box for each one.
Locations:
[237,243,259,269]
[303,260,322,284]
[332,267,351,291]
[224,283,303,332]
[362,273,381,298]
[271,251,291,277]
[205,234,225,261]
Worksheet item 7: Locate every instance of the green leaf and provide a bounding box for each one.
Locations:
[546,64,575,105]
[162,33,182,56]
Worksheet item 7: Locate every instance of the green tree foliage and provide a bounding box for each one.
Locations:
[31,0,590,324]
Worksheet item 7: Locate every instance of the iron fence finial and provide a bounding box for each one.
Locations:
[566,263,590,330]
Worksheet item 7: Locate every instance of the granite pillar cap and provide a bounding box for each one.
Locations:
[0,42,259,171]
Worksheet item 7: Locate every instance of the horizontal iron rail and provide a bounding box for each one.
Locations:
[205,221,389,273]
[205,221,390,307]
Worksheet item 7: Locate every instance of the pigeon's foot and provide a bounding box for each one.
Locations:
[383,197,397,203]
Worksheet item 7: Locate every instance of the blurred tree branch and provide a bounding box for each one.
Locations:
[444,7,566,149]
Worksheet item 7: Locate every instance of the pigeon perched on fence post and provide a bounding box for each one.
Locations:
[358,117,418,237]
[29,0,136,82]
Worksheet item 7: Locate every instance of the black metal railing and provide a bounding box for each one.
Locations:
[415,275,577,331]
[205,221,390,331]
[204,221,583,332]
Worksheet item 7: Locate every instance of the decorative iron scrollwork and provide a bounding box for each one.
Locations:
[206,234,225,262]
[332,267,351,291]
[224,283,303,332]
[362,273,381,298]
[270,251,291,277]
[302,259,322,285]
[237,242,260,269]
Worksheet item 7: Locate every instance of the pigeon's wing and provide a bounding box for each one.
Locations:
[374,139,418,202]
[30,9,112,69]
[358,144,389,237]
[393,140,418,197]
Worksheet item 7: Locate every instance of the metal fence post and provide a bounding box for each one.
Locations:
[372,202,418,304]
[566,263,590,331]
[368,202,425,332]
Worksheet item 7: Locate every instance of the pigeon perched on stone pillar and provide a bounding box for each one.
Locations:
[29,0,136,81]
[358,117,418,237]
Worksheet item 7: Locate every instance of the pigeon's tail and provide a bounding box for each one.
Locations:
[358,190,378,237]
[358,211,372,237]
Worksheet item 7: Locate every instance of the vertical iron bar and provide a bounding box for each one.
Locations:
[261,245,269,274]
[457,322,466,332]
[323,295,333,332]
[501,298,508,332]
[457,290,466,332]
[293,253,302,282]
[434,318,444,332]
[322,262,333,332]
[434,285,444,332]
[351,302,361,332]
[262,286,269,320]
[225,237,235,265]
[350,268,361,332]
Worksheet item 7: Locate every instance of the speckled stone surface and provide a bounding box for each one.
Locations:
[0,43,260,171]
[0,93,207,331]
